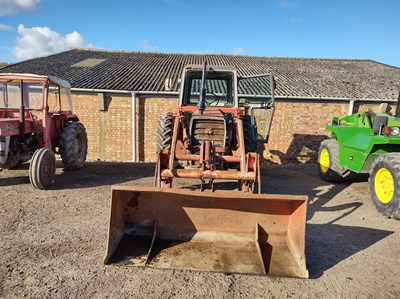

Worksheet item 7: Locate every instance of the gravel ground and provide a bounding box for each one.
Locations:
[0,162,399,298]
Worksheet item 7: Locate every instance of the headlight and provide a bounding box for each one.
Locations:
[390,126,400,136]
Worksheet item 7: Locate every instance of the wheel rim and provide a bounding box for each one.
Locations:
[374,167,394,204]
[43,158,53,179]
[320,148,330,173]
[42,156,54,181]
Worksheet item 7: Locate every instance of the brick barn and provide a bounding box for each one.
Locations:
[1,48,400,163]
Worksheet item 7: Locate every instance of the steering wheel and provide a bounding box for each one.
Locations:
[205,92,220,106]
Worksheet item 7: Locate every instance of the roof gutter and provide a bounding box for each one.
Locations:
[71,88,179,96]
[71,87,398,102]
[274,95,398,102]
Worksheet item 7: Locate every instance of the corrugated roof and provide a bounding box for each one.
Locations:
[1,48,400,99]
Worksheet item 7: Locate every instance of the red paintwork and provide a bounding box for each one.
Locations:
[178,106,243,118]
[0,74,79,151]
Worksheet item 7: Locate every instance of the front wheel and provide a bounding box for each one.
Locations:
[29,148,56,189]
[317,139,350,182]
[369,154,400,219]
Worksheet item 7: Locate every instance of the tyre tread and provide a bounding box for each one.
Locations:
[318,139,350,182]
[156,113,173,151]
[60,122,87,170]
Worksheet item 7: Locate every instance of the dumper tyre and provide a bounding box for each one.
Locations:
[243,116,257,153]
[156,113,173,150]
[318,139,350,182]
[61,122,87,170]
[369,153,400,219]
[29,148,56,189]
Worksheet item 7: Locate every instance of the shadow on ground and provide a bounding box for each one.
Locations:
[0,161,155,189]
[263,164,392,279]
[306,223,393,279]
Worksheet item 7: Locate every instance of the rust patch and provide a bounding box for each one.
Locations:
[126,192,140,208]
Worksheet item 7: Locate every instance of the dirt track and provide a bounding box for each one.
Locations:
[0,162,399,298]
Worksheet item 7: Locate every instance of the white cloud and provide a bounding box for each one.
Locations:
[139,40,159,52]
[0,23,12,31]
[12,24,91,60]
[233,48,246,55]
[0,0,40,16]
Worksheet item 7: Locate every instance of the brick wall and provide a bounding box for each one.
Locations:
[71,93,100,159]
[264,101,348,163]
[71,93,133,161]
[136,96,178,162]
[70,92,386,163]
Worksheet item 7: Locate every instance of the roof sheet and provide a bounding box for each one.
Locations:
[1,48,400,99]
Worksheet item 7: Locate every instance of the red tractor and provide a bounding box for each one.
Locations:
[0,73,87,189]
[105,63,309,278]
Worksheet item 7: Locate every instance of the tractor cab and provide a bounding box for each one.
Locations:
[178,64,276,144]
[181,66,235,107]
[0,73,73,117]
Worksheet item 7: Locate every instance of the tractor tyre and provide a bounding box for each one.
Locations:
[60,122,87,170]
[369,153,400,219]
[156,112,173,151]
[317,139,350,182]
[243,116,257,153]
[29,148,56,189]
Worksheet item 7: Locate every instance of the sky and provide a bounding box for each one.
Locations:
[0,0,399,67]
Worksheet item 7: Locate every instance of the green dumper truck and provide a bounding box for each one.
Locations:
[318,109,400,219]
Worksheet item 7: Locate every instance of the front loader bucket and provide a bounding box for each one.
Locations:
[104,186,308,278]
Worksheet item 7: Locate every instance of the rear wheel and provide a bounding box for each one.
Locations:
[243,116,257,153]
[369,154,400,219]
[61,122,87,170]
[241,117,259,193]
[156,112,172,151]
[29,148,56,189]
[317,139,350,182]
[155,113,173,188]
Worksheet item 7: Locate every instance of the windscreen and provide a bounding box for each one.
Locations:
[183,70,234,107]
[0,81,43,109]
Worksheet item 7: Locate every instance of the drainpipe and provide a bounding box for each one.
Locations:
[348,98,356,115]
[131,92,137,162]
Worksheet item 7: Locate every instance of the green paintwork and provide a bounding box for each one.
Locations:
[326,112,400,173]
